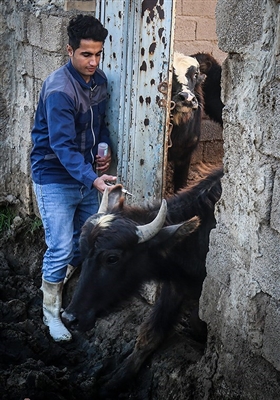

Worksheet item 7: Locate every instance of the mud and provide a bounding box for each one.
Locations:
[0,215,206,400]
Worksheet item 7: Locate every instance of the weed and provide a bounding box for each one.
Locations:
[0,206,17,234]
[30,216,43,233]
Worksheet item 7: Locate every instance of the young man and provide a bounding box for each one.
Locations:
[30,15,116,342]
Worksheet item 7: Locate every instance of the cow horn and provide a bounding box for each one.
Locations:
[136,199,167,243]
[98,187,110,213]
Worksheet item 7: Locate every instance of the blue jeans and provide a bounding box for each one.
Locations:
[33,182,99,283]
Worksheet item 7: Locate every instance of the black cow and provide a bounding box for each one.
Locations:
[191,52,224,127]
[168,52,205,192]
[62,166,223,396]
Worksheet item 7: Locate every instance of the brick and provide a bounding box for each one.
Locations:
[190,143,203,164]
[203,141,224,163]
[27,14,63,52]
[32,48,66,81]
[175,0,182,14]
[27,14,41,47]
[41,14,65,52]
[174,41,215,56]
[174,17,196,41]
[201,119,223,141]
[212,48,227,64]
[64,1,96,12]
[182,1,217,17]
[196,17,217,40]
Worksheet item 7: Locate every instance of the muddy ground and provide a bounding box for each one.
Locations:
[0,206,208,400]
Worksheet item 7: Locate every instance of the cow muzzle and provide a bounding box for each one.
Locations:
[61,309,96,332]
[61,310,78,330]
[178,91,198,109]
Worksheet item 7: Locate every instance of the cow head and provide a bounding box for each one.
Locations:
[172,52,205,125]
[62,185,199,332]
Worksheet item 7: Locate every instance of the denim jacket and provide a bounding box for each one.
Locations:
[30,60,111,189]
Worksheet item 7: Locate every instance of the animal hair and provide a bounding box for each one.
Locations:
[191,52,224,126]
[173,53,199,86]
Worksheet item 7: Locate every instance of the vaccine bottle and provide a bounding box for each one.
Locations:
[97,142,108,157]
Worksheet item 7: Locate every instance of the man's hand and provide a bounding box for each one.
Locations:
[93,174,117,193]
[95,146,112,173]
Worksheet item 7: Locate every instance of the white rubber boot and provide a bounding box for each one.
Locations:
[63,264,77,286]
[41,279,72,342]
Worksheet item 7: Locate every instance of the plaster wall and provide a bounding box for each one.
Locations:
[199,0,280,397]
[0,1,70,213]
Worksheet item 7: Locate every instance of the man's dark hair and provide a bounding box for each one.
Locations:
[67,14,108,51]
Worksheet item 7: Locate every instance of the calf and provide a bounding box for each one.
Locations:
[62,166,223,396]
[168,52,205,192]
[191,52,224,127]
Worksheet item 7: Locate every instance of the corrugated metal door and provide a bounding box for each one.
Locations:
[96,0,175,204]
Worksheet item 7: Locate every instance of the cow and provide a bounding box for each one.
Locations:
[62,166,223,396]
[191,52,224,127]
[168,52,205,192]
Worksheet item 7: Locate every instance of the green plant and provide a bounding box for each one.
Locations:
[0,206,17,234]
[30,216,43,233]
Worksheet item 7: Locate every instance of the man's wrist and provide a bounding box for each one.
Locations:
[93,177,98,188]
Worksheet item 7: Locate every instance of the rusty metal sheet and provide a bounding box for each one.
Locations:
[97,0,175,204]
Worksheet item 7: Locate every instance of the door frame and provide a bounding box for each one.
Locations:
[96,0,176,204]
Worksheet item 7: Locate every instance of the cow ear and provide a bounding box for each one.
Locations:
[98,184,123,213]
[107,184,124,212]
[148,216,200,248]
[199,60,212,74]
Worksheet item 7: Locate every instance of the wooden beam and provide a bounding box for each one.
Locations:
[64,1,96,12]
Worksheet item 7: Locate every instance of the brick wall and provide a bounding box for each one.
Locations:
[174,0,226,63]
[173,0,226,173]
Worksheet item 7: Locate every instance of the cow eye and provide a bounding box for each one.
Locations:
[106,254,120,265]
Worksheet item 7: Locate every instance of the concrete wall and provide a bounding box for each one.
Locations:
[0,1,71,213]
[199,0,280,398]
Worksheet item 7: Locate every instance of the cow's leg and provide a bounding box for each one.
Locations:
[98,281,185,397]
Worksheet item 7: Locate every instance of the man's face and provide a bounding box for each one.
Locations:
[67,39,104,83]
